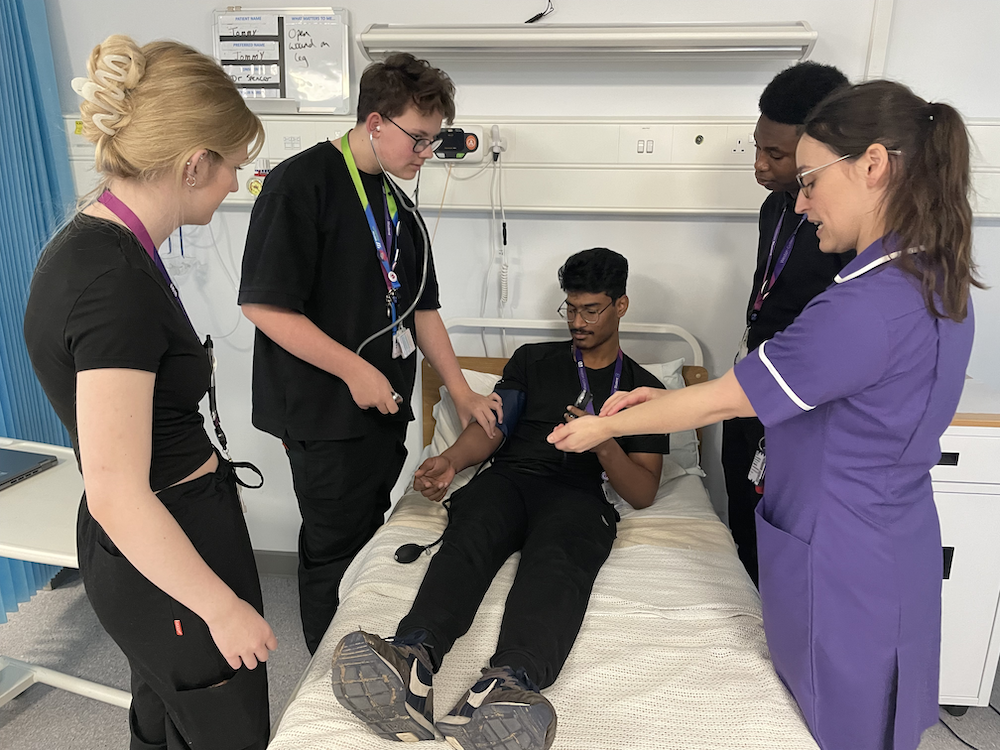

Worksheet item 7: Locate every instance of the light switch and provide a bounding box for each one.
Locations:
[636,140,645,153]
[646,140,654,153]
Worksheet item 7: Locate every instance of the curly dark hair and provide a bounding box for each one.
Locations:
[357,52,455,124]
[759,61,849,125]
[558,248,628,301]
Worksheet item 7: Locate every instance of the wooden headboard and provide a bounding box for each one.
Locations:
[422,357,709,447]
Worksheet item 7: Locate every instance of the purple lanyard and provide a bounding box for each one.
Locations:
[574,347,623,415]
[750,207,807,321]
[97,190,193,329]
[95,191,254,474]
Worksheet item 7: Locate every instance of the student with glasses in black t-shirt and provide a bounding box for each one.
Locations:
[329,248,671,750]
[239,53,497,654]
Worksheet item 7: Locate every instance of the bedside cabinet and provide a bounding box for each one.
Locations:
[932,379,1000,709]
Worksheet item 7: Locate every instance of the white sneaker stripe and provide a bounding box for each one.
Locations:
[410,659,432,698]
[466,679,497,709]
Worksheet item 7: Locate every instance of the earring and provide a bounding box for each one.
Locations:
[186,161,191,166]
[186,175,196,187]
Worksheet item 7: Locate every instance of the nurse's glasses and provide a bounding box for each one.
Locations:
[382,115,444,154]
[796,149,902,198]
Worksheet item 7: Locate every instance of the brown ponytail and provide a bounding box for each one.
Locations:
[804,80,983,322]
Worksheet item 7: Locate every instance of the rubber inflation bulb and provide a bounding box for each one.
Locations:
[394,543,426,564]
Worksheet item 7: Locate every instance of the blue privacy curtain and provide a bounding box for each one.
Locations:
[0,0,74,445]
[0,0,76,621]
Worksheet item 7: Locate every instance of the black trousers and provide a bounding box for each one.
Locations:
[77,457,269,750]
[722,416,766,587]
[283,423,407,653]
[397,465,618,689]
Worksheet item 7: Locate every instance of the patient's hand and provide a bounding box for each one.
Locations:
[413,455,456,503]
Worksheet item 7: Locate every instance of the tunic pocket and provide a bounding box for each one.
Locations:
[755,505,816,730]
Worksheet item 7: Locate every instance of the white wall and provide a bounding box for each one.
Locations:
[43,0,1000,552]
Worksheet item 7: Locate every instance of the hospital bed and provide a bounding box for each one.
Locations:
[267,320,818,750]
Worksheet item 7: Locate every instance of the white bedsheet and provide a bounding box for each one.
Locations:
[268,473,818,750]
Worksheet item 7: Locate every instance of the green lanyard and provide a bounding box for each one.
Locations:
[341,133,402,325]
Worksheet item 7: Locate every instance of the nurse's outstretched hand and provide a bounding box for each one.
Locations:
[208,597,278,671]
[547,414,611,453]
[600,387,664,417]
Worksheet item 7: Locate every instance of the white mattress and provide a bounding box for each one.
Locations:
[268,468,818,750]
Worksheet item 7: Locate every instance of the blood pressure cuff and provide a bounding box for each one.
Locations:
[493,388,526,439]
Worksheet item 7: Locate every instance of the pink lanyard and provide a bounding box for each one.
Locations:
[97,190,193,329]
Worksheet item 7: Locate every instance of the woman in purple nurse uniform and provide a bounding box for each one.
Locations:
[547,79,982,750]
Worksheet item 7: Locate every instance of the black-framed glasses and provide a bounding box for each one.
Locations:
[796,149,902,198]
[383,115,444,153]
[557,301,613,325]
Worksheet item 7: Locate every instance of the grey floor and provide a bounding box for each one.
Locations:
[1,572,999,750]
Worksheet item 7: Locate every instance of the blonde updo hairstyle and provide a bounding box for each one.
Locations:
[74,34,263,196]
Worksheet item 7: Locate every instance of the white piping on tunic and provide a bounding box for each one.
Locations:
[758,339,816,412]
[834,250,902,283]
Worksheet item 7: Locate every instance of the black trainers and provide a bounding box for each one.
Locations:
[330,630,436,742]
[435,666,557,750]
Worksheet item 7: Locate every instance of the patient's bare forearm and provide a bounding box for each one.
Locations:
[442,422,503,472]
[598,442,660,508]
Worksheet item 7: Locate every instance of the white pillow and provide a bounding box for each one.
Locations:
[639,358,705,477]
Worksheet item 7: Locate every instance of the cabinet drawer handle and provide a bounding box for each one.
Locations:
[943,546,955,580]
[938,452,960,466]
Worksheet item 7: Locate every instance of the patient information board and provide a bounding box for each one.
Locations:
[214,8,350,113]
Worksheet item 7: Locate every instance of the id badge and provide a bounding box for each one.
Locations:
[747,437,766,486]
[393,324,416,359]
[235,483,246,513]
[735,326,750,364]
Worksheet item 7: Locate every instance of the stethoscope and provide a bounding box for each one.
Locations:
[354,129,431,359]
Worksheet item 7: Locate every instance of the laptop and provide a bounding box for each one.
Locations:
[0,447,59,492]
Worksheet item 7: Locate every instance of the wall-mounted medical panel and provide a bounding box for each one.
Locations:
[62,116,1000,218]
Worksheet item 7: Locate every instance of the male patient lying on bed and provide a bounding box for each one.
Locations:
[330,248,670,750]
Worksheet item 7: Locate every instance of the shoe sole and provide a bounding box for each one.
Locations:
[330,632,436,742]
[437,703,554,750]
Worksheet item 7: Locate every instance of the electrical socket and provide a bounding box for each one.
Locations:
[726,126,756,162]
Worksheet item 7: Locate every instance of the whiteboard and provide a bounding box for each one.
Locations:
[214,7,350,114]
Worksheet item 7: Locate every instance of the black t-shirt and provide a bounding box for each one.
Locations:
[744,191,855,352]
[492,341,671,489]
[239,141,441,441]
[23,214,214,491]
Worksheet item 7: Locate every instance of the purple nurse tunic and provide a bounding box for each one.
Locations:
[734,238,974,750]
